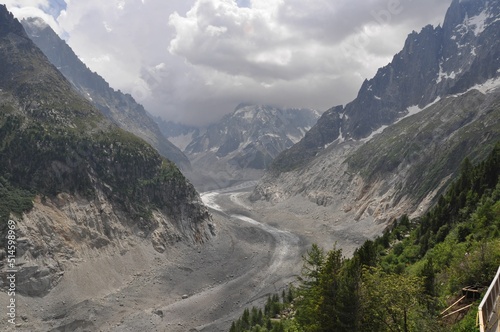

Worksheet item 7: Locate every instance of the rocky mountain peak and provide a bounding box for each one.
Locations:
[254,0,500,231]
[182,104,320,190]
[444,0,499,32]
[0,5,26,37]
[185,104,319,162]
[270,0,500,172]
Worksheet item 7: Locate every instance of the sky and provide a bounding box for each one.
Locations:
[2,0,452,127]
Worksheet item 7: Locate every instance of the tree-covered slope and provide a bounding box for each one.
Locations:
[233,142,500,332]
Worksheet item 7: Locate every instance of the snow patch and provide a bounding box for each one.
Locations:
[463,7,499,36]
[396,97,442,124]
[338,127,345,143]
[465,8,489,35]
[374,95,381,100]
[463,76,500,95]
[298,127,310,136]
[287,134,300,144]
[360,125,389,143]
[325,126,346,148]
[234,107,257,120]
[436,64,458,83]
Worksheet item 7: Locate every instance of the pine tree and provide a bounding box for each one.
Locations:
[287,287,294,303]
[266,318,273,330]
[242,308,250,330]
[257,308,263,326]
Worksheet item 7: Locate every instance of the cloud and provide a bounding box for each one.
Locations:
[3,0,65,34]
[1,0,453,127]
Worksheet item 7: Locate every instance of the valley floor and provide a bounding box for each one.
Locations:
[0,183,383,331]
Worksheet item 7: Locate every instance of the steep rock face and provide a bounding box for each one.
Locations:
[184,104,320,190]
[21,18,191,171]
[254,87,500,222]
[0,6,213,296]
[271,0,500,172]
[254,0,500,224]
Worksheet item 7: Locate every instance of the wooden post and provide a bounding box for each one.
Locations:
[440,295,466,316]
[442,304,473,319]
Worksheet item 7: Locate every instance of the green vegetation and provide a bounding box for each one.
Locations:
[230,288,296,332]
[0,176,34,247]
[231,142,500,331]
[0,15,199,253]
[0,110,189,228]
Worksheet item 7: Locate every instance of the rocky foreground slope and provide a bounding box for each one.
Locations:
[0,6,213,297]
[253,0,500,225]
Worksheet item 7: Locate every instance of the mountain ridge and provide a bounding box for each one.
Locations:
[21,17,192,171]
[253,0,500,226]
[270,0,500,173]
[0,5,213,297]
[184,104,320,190]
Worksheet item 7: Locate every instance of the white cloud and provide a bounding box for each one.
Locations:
[3,0,64,34]
[1,0,453,126]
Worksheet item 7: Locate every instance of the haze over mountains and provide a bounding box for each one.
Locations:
[20,16,323,188]
[181,104,320,190]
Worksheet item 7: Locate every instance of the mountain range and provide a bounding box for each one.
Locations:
[181,104,319,190]
[253,0,500,224]
[0,0,499,329]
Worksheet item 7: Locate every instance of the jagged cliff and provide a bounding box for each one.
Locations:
[0,6,213,297]
[271,0,500,172]
[253,0,500,225]
[21,17,191,171]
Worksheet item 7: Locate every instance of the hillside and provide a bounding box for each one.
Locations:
[0,4,213,302]
[233,142,500,331]
[20,17,191,171]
